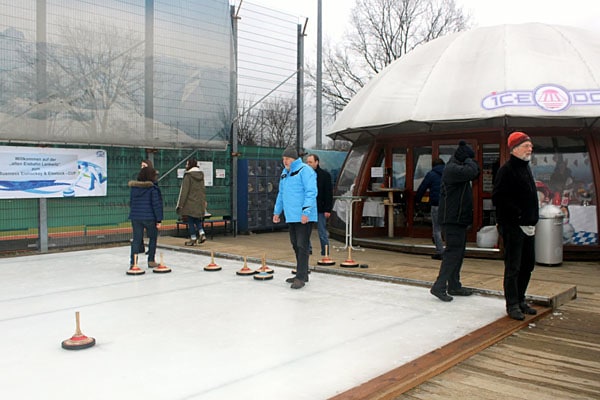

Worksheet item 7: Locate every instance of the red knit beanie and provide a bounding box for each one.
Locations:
[507,131,531,150]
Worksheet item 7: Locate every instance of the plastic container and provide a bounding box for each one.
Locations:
[477,225,498,248]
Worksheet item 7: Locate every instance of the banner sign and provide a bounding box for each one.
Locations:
[0,146,107,199]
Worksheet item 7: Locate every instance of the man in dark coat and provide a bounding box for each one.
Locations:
[493,131,539,320]
[306,154,333,256]
[415,158,445,259]
[430,141,480,302]
[128,167,163,268]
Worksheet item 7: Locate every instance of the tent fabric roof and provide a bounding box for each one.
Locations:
[327,23,600,142]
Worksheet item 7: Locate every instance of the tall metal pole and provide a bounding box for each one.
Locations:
[316,0,323,149]
[296,23,305,154]
[145,0,154,141]
[231,4,240,232]
[36,0,48,252]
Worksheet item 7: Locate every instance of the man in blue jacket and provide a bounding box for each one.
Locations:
[273,146,318,289]
[430,141,480,302]
[415,158,445,259]
[128,167,163,269]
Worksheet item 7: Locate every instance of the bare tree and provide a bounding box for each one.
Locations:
[260,96,297,148]
[6,20,145,142]
[47,22,145,138]
[309,0,469,114]
[235,95,301,148]
[236,97,262,146]
[321,139,352,151]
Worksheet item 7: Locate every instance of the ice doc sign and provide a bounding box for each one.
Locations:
[0,146,107,199]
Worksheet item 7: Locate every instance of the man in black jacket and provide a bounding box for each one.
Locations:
[307,154,333,256]
[430,141,480,302]
[493,131,539,320]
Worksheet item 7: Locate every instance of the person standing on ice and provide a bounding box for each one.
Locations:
[273,146,318,289]
[128,166,163,269]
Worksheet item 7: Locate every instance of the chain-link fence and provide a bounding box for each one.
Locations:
[0,1,311,254]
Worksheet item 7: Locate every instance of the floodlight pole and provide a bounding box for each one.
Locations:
[297,21,307,155]
[230,3,240,233]
[36,0,48,252]
[145,0,154,141]
[316,0,322,149]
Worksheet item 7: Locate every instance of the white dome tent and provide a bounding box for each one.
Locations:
[328,23,600,142]
[327,23,600,259]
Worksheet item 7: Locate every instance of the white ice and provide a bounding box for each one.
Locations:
[0,247,505,400]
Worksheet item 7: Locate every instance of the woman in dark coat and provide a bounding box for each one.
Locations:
[128,167,163,268]
[176,157,207,245]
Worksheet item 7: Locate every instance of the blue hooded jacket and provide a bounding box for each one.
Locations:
[128,180,163,222]
[273,158,318,223]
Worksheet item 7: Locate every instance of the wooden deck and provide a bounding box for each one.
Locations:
[158,231,600,400]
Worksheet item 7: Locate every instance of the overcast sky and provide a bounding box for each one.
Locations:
[243,0,600,55]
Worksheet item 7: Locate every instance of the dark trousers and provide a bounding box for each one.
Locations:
[432,224,467,292]
[288,222,313,282]
[499,224,535,308]
[130,220,157,265]
[309,213,330,256]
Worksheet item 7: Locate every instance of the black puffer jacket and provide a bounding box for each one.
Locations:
[438,156,480,226]
[492,155,539,226]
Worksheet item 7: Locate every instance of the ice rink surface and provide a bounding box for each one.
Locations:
[0,247,505,399]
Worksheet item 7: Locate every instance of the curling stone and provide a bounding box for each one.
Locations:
[153,253,171,274]
[236,257,256,276]
[317,245,336,266]
[204,251,222,271]
[340,247,359,268]
[255,253,274,274]
[126,255,145,275]
[61,311,96,350]
[254,270,273,281]
[254,254,274,280]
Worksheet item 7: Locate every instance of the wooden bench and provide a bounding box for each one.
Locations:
[176,216,235,239]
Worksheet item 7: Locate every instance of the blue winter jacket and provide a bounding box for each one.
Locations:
[415,163,445,206]
[128,180,164,222]
[273,158,318,223]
